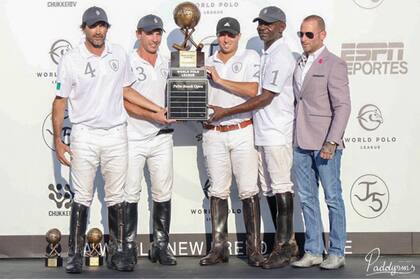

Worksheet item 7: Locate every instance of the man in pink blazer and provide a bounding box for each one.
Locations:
[291,15,351,270]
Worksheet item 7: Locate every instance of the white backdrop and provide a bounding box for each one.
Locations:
[0,0,419,256]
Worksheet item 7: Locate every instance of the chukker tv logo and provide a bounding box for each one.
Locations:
[341,42,408,75]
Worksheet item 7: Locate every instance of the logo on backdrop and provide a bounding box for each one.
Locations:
[48,183,73,209]
[350,174,389,219]
[352,0,385,9]
[50,39,73,65]
[341,42,408,75]
[365,248,416,276]
[42,110,72,151]
[196,1,239,15]
[357,104,383,131]
[35,39,72,84]
[344,104,397,150]
[47,1,77,8]
[48,183,74,216]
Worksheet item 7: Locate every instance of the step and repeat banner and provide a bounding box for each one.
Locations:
[0,0,419,257]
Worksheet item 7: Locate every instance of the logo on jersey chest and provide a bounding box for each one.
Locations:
[232,62,242,73]
[109,59,119,72]
[161,68,169,78]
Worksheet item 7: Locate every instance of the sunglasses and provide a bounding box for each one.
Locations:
[297,31,315,39]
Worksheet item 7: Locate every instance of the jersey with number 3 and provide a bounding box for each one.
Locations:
[56,42,135,129]
[127,51,170,141]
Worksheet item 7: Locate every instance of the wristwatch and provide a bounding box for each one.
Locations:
[328,141,337,145]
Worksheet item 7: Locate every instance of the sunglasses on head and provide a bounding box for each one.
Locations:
[297,31,315,39]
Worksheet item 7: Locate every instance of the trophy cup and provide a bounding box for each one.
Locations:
[84,228,104,266]
[44,228,63,267]
[167,1,208,120]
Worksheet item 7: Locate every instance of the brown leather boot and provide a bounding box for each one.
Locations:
[199,197,229,265]
[242,195,265,267]
[263,192,299,269]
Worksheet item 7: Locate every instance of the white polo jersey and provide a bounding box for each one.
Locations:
[206,49,260,126]
[253,38,296,146]
[56,42,135,129]
[127,51,169,141]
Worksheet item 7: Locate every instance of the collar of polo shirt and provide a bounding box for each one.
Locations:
[262,37,285,55]
[212,49,244,64]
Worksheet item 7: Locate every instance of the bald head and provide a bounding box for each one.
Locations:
[303,15,325,31]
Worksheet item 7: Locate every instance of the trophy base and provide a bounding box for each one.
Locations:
[44,256,63,267]
[167,79,208,120]
[85,256,104,267]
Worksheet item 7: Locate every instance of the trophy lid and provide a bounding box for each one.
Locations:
[173,2,201,29]
[46,228,61,245]
[87,228,103,244]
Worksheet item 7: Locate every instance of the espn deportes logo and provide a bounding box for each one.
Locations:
[341,42,408,75]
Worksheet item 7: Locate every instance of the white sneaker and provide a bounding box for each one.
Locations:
[320,255,345,270]
[291,253,323,268]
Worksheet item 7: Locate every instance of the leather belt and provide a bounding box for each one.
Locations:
[203,119,253,132]
[156,128,174,136]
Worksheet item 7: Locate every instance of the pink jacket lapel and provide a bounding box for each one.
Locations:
[301,48,330,95]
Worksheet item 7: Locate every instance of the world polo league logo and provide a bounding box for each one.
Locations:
[48,183,74,209]
[357,104,383,131]
[42,110,72,151]
[350,174,389,219]
[352,0,385,9]
[49,39,72,65]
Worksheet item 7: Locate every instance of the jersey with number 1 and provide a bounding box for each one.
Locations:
[56,42,135,129]
[253,38,296,146]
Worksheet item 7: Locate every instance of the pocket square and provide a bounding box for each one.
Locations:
[312,74,325,77]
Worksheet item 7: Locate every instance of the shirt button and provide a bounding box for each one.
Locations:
[299,97,303,100]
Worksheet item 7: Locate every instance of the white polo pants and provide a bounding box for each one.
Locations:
[258,144,294,196]
[202,125,259,200]
[69,123,127,207]
[125,133,173,203]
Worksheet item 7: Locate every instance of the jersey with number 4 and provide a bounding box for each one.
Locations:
[56,42,135,129]
[127,51,170,141]
[253,38,296,146]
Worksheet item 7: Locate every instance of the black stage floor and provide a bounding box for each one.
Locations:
[0,256,419,279]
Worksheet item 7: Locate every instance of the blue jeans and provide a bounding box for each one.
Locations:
[292,147,346,256]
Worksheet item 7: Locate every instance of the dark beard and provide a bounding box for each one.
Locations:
[87,37,104,49]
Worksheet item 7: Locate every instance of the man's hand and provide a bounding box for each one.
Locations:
[206,66,222,84]
[152,108,176,125]
[320,142,337,160]
[55,139,72,166]
[208,105,229,122]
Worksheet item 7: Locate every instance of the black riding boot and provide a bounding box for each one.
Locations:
[149,200,177,265]
[242,195,265,267]
[266,195,277,229]
[125,202,138,270]
[65,202,88,274]
[263,192,299,269]
[199,197,229,265]
[107,202,132,271]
